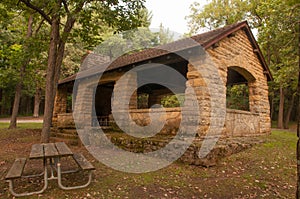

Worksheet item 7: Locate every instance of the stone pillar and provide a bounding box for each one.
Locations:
[184,54,226,138]
[128,72,138,110]
[249,78,270,134]
[111,71,138,133]
[257,77,271,134]
[113,71,137,110]
[73,77,98,129]
[185,62,210,137]
[52,85,68,127]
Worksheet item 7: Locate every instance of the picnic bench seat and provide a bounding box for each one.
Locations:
[5,158,27,180]
[73,153,95,171]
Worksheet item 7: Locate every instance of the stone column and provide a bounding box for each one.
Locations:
[52,85,68,127]
[111,71,138,133]
[184,54,226,138]
[128,72,138,110]
[73,78,98,129]
[184,62,210,138]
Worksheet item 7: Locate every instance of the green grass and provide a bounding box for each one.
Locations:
[0,122,42,129]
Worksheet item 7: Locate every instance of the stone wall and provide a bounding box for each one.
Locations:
[52,85,67,127]
[89,131,265,167]
[225,109,260,137]
[57,113,75,129]
[207,29,271,135]
[129,107,181,135]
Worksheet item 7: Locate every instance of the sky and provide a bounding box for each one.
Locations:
[145,0,209,36]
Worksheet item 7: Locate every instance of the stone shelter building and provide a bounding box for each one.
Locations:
[52,21,272,146]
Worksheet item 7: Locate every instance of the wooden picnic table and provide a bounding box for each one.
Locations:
[5,142,95,197]
[30,142,73,159]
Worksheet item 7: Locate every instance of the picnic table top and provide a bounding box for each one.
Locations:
[29,142,73,159]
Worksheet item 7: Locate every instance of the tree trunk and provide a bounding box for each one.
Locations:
[296,20,300,198]
[0,88,2,115]
[284,94,295,129]
[270,97,274,120]
[41,15,60,143]
[33,87,42,117]
[41,9,76,143]
[25,96,32,115]
[9,15,33,129]
[277,86,284,129]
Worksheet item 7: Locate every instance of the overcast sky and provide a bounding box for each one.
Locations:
[145,0,209,36]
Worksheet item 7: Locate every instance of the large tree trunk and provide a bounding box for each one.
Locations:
[41,8,76,142]
[277,86,285,129]
[9,15,33,129]
[284,94,295,129]
[33,87,42,117]
[41,15,60,143]
[296,20,300,198]
[0,88,2,114]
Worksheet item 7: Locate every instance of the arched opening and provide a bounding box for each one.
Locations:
[226,66,255,111]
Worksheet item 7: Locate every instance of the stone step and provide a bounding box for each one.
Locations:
[54,132,78,140]
[50,137,79,146]
[59,129,78,135]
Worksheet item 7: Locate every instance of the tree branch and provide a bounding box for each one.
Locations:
[34,18,45,35]
[62,0,70,14]
[20,0,52,25]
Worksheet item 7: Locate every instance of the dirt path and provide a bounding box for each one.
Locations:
[0,116,43,123]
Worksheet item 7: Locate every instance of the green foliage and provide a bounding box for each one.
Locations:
[137,93,149,109]
[161,94,185,108]
[95,25,174,60]
[187,0,250,34]
[61,43,86,78]
[226,84,249,111]
[70,1,148,49]
[0,0,149,117]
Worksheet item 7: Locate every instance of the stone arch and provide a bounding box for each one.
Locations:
[227,66,255,84]
[226,66,257,112]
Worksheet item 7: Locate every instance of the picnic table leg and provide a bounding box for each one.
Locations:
[7,165,48,197]
[57,163,93,190]
[48,158,57,179]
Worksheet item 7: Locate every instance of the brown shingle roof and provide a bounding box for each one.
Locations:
[59,21,272,85]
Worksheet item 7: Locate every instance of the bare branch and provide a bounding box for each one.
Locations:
[20,0,52,25]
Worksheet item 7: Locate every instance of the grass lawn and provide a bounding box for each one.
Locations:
[0,122,42,129]
[0,127,297,198]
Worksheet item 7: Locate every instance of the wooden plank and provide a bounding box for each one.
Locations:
[44,143,59,158]
[29,144,44,159]
[73,153,95,170]
[5,158,27,179]
[55,142,73,157]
